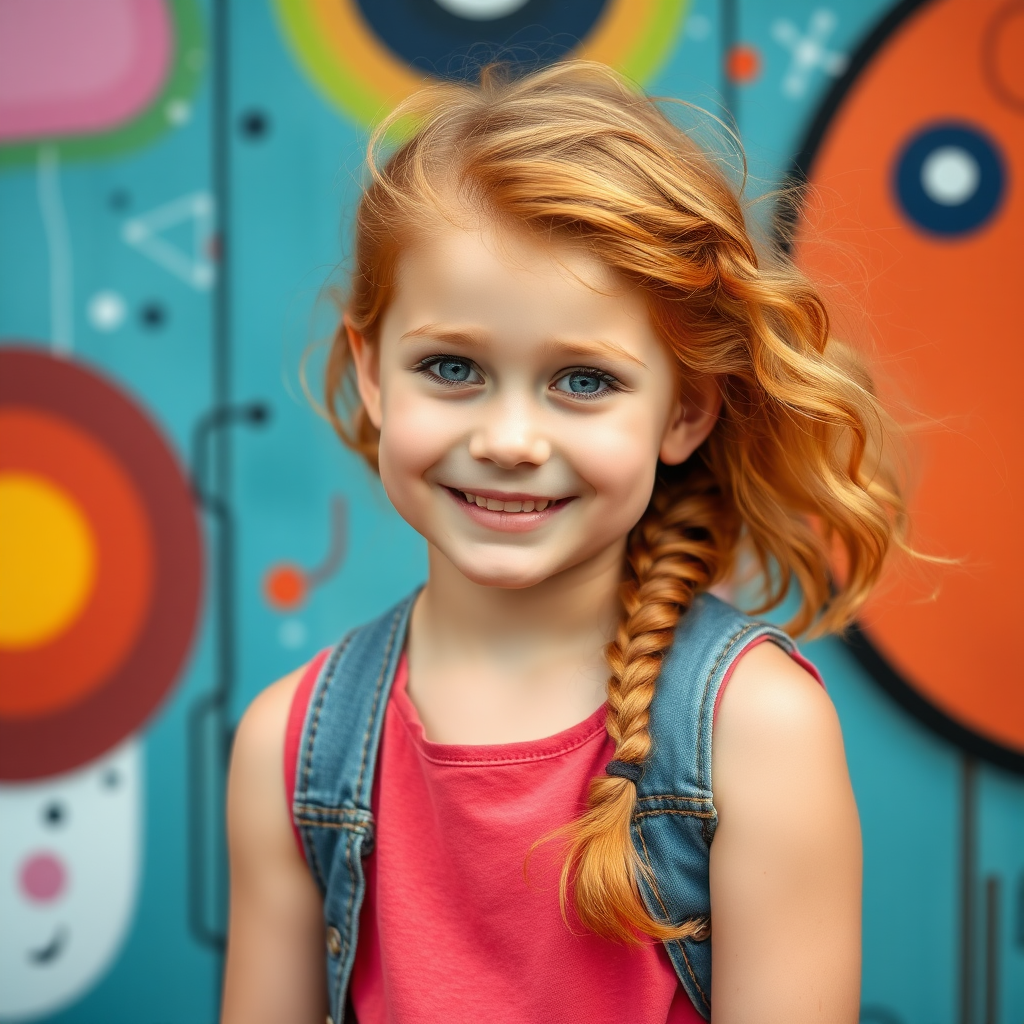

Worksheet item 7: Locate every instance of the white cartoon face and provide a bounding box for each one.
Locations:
[0,739,141,1022]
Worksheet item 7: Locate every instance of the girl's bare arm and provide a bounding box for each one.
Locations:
[710,641,863,1023]
[221,669,327,1024]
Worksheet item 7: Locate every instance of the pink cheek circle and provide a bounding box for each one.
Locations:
[19,852,67,902]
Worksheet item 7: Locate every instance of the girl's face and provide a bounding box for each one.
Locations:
[349,213,718,590]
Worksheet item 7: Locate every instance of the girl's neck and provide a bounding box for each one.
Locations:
[402,541,625,744]
[415,540,624,665]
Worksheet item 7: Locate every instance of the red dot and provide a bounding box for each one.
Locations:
[264,564,307,610]
[726,44,762,84]
[20,852,66,901]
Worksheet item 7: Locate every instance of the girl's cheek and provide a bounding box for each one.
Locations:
[562,411,661,499]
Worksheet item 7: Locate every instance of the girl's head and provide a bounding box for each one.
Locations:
[326,60,904,941]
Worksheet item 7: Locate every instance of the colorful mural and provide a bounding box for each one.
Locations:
[0,1,1021,1022]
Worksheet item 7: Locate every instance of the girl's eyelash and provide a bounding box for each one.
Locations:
[553,366,624,399]
[413,354,481,387]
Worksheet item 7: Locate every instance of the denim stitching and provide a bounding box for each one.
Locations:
[294,820,366,832]
[293,804,370,820]
[337,833,359,1018]
[694,625,794,786]
[295,636,355,892]
[299,633,354,803]
[303,822,327,893]
[354,606,403,805]
[635,818,710,1011]
[637,795,712,804]
[634,809,716,820]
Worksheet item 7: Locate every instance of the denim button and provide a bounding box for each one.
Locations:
[326,926,342,957]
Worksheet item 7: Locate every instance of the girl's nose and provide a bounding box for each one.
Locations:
[467,401,551,468]
[19,851,67,902]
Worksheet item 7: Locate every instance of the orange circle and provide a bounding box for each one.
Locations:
[726,44,761,84]
[0,408,154,718]
[794,0,1024,760]
[265,564,307,610]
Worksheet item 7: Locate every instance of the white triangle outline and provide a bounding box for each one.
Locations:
[121,191,216,291]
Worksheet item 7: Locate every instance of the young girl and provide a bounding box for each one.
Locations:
[222,61,903,1024]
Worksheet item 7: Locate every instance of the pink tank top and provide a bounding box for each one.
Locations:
[287,653,701,1022]
[285,640,816,1022]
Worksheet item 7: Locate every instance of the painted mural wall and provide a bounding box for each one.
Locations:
[0,1,1021,1022]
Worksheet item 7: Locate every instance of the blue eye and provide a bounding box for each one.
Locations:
[419,357,481,385]
[553,369,617,398]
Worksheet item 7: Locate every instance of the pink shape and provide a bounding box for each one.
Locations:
[19,851,67,902]
[0,0,172,143]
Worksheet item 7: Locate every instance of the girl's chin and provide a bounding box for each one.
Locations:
[437,548,570,591]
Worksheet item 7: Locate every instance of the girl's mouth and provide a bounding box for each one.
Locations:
[445,487,574,530]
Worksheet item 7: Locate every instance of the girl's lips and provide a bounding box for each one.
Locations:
[445,487,574,533]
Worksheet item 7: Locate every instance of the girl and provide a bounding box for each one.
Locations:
[222,61,903,1024]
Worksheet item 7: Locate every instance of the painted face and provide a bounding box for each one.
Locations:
[364,216,702,590]
[0,740,140,1020]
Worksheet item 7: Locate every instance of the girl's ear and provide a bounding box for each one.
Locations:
[659,378,721,466]
[346,316,383,430]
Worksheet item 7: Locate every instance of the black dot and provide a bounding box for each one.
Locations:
[239,109,270,139]
[109,189,132,211]
[103,769,121,789]
[43,801,67,826]
[140,302,168,329]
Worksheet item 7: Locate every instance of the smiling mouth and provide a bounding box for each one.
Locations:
[449,488,573,513]
[28,926,68,965]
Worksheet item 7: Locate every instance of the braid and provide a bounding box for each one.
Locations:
[554,462,736,943]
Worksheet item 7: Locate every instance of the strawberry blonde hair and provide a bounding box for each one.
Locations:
[324,61,906,943]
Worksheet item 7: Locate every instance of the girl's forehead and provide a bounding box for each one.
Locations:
[397,212,627,299]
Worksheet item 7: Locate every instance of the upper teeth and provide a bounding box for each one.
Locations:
[462,491,550,512]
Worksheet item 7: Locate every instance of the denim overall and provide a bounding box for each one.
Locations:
[292,590,796,1023]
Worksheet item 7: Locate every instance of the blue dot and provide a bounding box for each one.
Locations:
[893,123,1006,237]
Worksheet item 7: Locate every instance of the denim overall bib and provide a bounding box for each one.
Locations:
[292,590,795,1023]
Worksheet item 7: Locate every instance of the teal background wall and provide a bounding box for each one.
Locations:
[1,2,1021,1022]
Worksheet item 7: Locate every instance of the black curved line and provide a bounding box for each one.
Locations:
[981,1,1024,115]
[846,625,1024,774]
[28,927,68,964]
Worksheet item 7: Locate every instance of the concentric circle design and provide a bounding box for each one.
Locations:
[894,122,1006,236]
[275,0,688,126]
[0,347,202,779]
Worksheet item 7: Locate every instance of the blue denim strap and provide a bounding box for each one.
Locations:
[292,592,417,1024]
[635,592,796,1020]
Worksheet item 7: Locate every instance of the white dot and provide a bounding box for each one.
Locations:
[432,0,529,19]
[279,619,307,649]
[921,146,980,206]
[87,291,127,332]
[166,99,191,125]
[687,14,711,40]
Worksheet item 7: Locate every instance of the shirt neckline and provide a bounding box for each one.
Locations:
[391,652,610,767]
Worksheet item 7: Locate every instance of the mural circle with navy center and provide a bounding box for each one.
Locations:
[894,122,1006,236]
[355,0,607,78]
[274,0,688,126]
[788,0,1024,771]
[0,347,203,780]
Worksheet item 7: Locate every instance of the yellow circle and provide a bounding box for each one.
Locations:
[0,472,97,649]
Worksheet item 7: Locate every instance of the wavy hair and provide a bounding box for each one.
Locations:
[324,60,907,943]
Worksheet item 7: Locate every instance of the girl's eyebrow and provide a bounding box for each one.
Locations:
[400,323,647,369]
